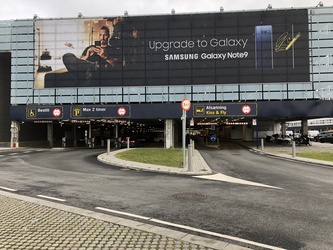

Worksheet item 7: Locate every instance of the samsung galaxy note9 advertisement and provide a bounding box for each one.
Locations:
[34,9,309,88]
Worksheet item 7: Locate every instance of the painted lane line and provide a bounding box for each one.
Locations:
[95,207,150,220]
[150,218,285,250]
[95,206,285,250]
[0,186,17,192]
[37,195,66,202]
[193,173,282,189]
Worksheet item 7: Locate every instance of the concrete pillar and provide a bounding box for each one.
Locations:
[47,123,53,147]
[165,119,174,148]
[115,124,119,138]
[281,121,287,137]
[10,121,19,148]
[301,119,308,136]
[73,124,77,147]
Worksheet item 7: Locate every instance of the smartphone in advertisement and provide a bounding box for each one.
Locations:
[255,25,273,69]
[94,41,101,46]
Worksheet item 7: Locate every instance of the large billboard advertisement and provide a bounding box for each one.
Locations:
[34,9,309,88]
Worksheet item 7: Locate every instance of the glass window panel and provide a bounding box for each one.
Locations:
[100,87,122,95]
[12,88,33,96]
[192,85,215,93]
[12,81,34,88]
[313,65,333,73]
[12,42,34,50]
[192,93,215,102]
[56,96,76,104]
[11,74,33,81]
[100,95,122,103]
[146,86,168,94]
[123,87,145,94]
[146,94,164,102]
[216,84,238,92]
[123,94,145,103]
[263,84,287,91]
[78,88,99,95]
[56,88,77,95]
[263,91,286,100]
[240,92,262,100]
[169,94,190,102]
[77,95,98,103]
[288,83,312,91]
[240,84,261,91]
[288,91,312,100]
[169,85,191,94]
[11,96,31,104]
[313,73,333,81]
[32,96,54,104]
[312,48,333,57]
[216,92,238,101]
[0,43,11,50]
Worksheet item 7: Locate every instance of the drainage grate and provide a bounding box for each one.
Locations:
[172,192,207,201]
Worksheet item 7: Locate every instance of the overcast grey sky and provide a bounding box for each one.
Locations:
[0,0,329,20]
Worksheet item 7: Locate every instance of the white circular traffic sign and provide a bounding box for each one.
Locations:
[52,108,61,117]
[118,107,126,116]
[181,98,191,111]
[242,105,251,115]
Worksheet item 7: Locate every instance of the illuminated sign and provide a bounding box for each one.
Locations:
[193,103,257,117]
[34,9,309,89]
[26,106,63,119]
[70,105,130,119]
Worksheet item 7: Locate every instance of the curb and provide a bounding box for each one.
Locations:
[97,148,213,175]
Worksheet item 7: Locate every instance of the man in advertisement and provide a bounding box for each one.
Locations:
[61,24,122,85]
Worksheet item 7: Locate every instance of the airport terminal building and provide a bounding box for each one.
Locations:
[1,5,333,148]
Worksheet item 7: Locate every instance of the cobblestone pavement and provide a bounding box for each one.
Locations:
[0,192,251,250]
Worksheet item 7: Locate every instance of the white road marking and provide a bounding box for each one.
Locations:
[193,173,282,189]
[0,186,17,192]
[95,207,150,220]
[95,206,285,250]
[37,195,66,202]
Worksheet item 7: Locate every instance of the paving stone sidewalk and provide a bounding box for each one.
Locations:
[0,191,250,250]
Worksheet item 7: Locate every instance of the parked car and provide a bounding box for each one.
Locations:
[314,131,329,142]
[120,138,137,148]
[319,132,333,143]
[308,130,319,140]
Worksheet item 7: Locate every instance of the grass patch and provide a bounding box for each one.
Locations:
[115,148,183,168]
[297,152,333,162]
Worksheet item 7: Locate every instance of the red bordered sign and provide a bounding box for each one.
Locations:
[181,98,191,111]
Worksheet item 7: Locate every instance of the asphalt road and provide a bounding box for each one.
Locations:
[0,142,332,250]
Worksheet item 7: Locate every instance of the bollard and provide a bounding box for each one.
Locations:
[292,141,296,158]
[188,144,193,172]
[107,139,110,155]
[261,138,264,151]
